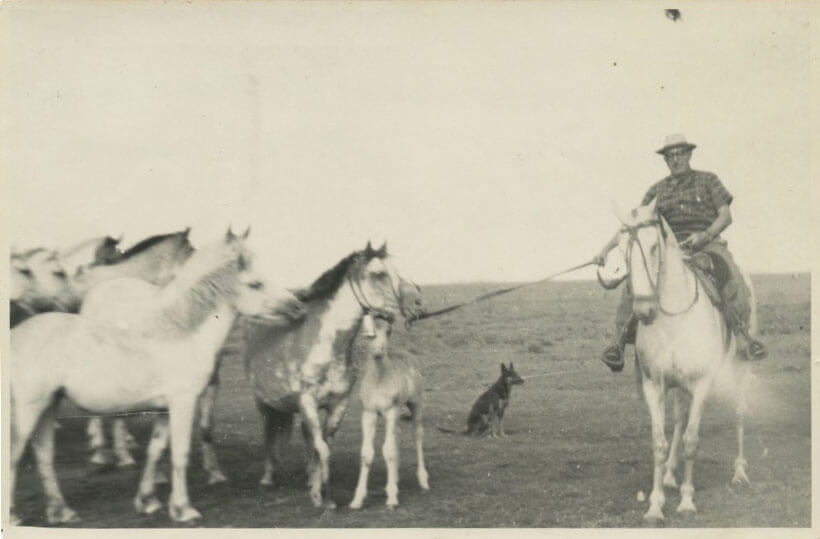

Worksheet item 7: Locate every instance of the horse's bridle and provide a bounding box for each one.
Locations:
[622,218,699,318]
[347,257,407,325]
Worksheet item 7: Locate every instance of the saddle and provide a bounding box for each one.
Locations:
[685,252,722,308]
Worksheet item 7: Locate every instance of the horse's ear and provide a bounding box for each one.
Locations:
[240,227,250,240]
[365,241,373,255]
[612,200,630,225]
[114,234,123,244]
[376,241,387,257]
[646,197,658,215]
[183,227,191,238]
[500,362,507,372]
[226,227,236,242]
[659,216,679,249]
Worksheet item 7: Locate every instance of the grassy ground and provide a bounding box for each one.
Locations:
[11,274,811,528]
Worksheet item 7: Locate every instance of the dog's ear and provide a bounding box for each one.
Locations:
[509,362,514,371]
[500,363,508,373]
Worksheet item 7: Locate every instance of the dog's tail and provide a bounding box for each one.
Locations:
[435,424,469,435]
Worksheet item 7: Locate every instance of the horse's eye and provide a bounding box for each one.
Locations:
[372,271,388,280]
[17,267,33,277]
[247,280,263,290]
[53,270,68,279]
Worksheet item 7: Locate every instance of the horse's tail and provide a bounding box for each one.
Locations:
[742,270,760,337]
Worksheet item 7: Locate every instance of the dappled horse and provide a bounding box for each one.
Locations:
[79,228,196,465]
[9,229,299,524]
[244,242,424,507]
[615,199,754,522]
[10,249,79,327]
[349,312,429,509]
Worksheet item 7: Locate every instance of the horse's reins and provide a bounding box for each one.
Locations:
[407,259,598,324]
[622,219,699,317]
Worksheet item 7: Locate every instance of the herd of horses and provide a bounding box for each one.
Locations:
[7,200,758,525]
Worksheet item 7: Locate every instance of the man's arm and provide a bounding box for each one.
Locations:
[680,204,732,250]
[593,229,622,266]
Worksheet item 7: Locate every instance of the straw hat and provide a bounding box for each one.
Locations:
[656,134,697,155]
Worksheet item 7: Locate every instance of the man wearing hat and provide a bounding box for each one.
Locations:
[592,134,768,372]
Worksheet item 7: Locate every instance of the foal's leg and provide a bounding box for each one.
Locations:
[349,409,378,509]
[31,404,80,524]
[257,402,292,487]
[663,389,689,488]
[382,406,401,507]
[641,377,668,522]
[134,416,169,514]
[198,382,227,484]
[676,380,711,514]
[167,397,201,522]
[408,401,430,491]
[732,364,751,485]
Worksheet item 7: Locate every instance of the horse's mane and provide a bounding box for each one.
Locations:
[155,240,242,333]
[295,248,385,303]
[119,229,189,261]
[16,247,52,260]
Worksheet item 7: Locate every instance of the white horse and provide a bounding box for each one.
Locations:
[244,242,424,507]
[615,199,753,522]
[80,271,304,481]
[349,312,429,509]
[10,249,79,327]
[79,229,196,466]
[9,229,297,525]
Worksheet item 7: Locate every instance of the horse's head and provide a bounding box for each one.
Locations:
[363,311,395,361]
[11,249,80,313]
[223,228,306,324]
[614,199,668,324]
[93,235,124,265]
[350,241,425,322]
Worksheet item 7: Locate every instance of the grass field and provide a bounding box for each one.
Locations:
[10,274,811,528]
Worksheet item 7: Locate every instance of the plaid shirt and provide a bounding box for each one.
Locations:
[641,170,733,240]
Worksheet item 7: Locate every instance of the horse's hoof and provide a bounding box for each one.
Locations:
[169,504,202,523]
[349,499,364,510]
[259,476,274,488]
[117,455,136,467]
[134,495,162,514]
[9,511,22,526]
[732,468,750,485]
[643,508,664,522]
[309,493,323,508]
[208,470,228,485]
[89,451,112,466]
[46,505,81,525]
[662,473,678,489]
[676,500,697,514]
[324,500,337,510]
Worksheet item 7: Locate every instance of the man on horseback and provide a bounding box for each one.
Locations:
[593,134,768,372]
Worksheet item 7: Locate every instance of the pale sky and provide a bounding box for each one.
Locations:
[1,1,815,287]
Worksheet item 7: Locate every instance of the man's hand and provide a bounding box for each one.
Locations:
[592,249,608,266]
[680,231,711,251]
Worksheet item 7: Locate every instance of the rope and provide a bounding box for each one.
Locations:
[408,259,597,324]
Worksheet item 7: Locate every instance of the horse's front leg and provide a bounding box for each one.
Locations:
[407,400,430,491]
[167,397,201,522]
[641,376,668,522]
[31,404,80,524]
[87,416,110,465]
[663,389,689,488]
[112,418,136,467]
[676,380,711,515]
[299,393,332,508]
[349,409,378,509]
[382,406,401,507]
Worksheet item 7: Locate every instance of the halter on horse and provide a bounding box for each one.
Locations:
[244,241,424,508]
[615,199,752,522]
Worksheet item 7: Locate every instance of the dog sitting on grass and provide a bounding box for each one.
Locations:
[437,362,524,437]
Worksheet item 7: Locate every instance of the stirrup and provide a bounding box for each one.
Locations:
[743,340,768,361]
[601,345,625,373]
